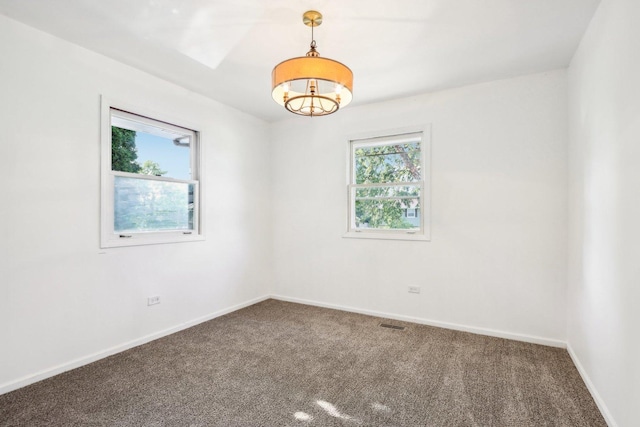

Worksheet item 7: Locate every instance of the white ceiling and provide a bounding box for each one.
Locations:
[0,0,600,122]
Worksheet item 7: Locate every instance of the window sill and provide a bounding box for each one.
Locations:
[100,233,205,248]
[343,231,430,241]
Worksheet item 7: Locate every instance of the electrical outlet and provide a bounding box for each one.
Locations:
[147,296,161,306]
[408,286,421,294]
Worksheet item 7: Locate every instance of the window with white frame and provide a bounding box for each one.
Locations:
[346,129,430,240]
[101,104,202,248]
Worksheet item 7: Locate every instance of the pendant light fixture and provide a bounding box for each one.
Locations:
[271,10,353,117]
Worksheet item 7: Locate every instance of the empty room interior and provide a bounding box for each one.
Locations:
[0,0,638,426]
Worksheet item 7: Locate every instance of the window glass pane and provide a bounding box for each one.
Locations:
[111,109,192,180]
[355,185,420,199]
[354,198,420,230]
[112,126,191,180]
[354,142,421,184]
[114,176,195,233]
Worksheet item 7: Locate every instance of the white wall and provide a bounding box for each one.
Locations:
[271,70,568,344]
[9,8,635,424]
[567,0,640,425]
[0,15,272,391]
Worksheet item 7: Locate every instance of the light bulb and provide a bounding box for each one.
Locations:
[335,84,343,95]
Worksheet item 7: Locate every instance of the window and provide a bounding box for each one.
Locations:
[346,128,430,240]
[101,100,203,247]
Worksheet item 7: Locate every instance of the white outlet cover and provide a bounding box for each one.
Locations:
[147,296,161,306]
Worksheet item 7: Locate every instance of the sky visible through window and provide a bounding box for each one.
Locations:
[135,132,191,180]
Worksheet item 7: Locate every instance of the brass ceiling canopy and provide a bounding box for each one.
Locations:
[302,10,322,27]
[271,10,353,117]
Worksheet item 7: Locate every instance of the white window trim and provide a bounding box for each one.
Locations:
[344,125,431,241]
[100,96,205,248]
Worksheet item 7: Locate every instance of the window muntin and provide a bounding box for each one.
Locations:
[347,130,428,240]
[101,104,202,247]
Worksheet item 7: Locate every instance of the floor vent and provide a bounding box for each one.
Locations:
[379,323,406,331]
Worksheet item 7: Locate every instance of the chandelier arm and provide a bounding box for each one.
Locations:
[318,96,338,114]
[284,94,339,116]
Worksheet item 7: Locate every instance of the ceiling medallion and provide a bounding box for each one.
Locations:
[271,10,354,117]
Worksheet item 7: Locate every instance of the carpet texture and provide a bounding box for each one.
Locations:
[0,299,606,426]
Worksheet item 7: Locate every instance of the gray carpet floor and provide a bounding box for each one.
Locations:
[0,299,606,426]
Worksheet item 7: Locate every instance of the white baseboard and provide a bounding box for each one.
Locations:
[270,294,566,348]
[0,294,271,396]
[567,343,617,427]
